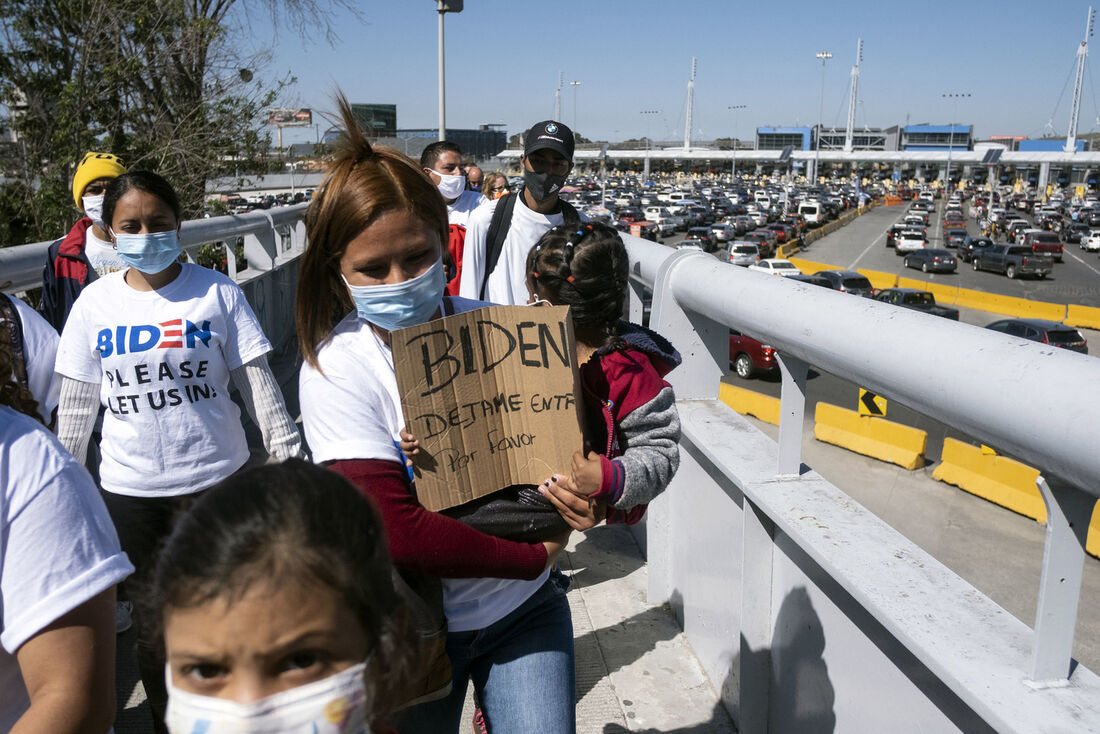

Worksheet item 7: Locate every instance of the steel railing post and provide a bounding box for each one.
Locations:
[1031,476,1093,682]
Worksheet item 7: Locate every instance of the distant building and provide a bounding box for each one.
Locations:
[756,127,812,151]
[816,126,899,151]
[351,103,397,138]
[397,125,508,160]
[1018,138,1087,152]
[901,125,973,152]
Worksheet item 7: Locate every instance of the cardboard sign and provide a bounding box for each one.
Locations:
[391,305,583,512]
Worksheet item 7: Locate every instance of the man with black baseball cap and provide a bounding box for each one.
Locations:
[459,120,581,305]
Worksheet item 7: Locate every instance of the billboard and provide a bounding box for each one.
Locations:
[267,108,312,127]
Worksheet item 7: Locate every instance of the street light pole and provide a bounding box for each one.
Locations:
[942,92,970,196]
[569,80,581,132]
[435,1,464,142]
[640,109,659,180]
[815,51,832,184]
[728,104,746,181]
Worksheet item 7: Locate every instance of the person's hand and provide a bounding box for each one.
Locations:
[399,427,419,467]
[540,474,606,531]
[570,449,604,497]
[541,528,573,570]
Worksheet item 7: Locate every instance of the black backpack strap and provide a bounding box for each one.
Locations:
[560,199,581,227]
[480,192,519,300]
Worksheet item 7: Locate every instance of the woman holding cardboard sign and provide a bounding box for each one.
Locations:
[296,95,597,734]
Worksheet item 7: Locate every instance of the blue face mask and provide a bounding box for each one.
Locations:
[113,230,182,274]
[343,258,446,332]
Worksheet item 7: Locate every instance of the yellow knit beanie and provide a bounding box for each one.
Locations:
[72,152,127,210]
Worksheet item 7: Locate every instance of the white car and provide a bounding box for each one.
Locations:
[748,258,801,277]
[727,242,760,266]
[896,232,927,253]
[1083,232,1100,252]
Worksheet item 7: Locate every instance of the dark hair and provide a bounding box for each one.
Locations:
[526,222,629,346]
[146,459,412,725]
[102,171,182,230]
[0,321,41,423]
[296,93,448,369]
[419,140,462,170]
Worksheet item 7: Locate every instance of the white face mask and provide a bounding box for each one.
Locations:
[82,194,105,228]
[433,171,466,200]
[165,661,370,734]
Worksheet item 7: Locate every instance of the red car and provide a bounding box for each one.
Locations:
[729,330,777,379]
[765,223,789,242]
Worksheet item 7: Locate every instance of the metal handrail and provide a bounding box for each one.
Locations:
[623,232,1098,694]
[626,237,1100,495]
[0,203,308,294]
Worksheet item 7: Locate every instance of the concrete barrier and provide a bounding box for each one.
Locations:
[789,256,835,273]
[718,382,780,425]
[953,289,1067,321]
[932,438,1046,522]
[1067,304,1100,331]
[813,402,927,470]
[1090,503,1100,558]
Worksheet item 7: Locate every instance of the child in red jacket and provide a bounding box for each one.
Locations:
[525,222,681,523]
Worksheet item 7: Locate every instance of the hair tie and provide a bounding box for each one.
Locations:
[566,275,575,282]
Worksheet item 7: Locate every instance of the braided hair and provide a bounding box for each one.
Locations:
[526,222,629,349]
[0,319,42,423]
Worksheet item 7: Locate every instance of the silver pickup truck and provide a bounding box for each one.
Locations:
[972,244,1052,279]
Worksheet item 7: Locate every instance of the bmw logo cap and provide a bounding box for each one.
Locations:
[523,120,575,159]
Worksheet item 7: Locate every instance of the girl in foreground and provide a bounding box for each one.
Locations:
[296,94,601,733]
[150,460,411,734]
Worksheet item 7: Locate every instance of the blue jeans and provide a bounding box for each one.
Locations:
[398,572,576,734]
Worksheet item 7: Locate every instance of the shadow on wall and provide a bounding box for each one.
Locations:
[603,586,836,734]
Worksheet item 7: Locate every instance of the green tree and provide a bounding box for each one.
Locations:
[0,0,355,245]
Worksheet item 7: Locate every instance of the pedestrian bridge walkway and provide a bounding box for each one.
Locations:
[6,203,1100,733]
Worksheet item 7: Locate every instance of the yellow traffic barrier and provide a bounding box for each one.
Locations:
[719,382,780,426]
[788,256,836,274]
[1067,304,1100,331]
[813,402,927,470]
[953,289,1066,321]
[858,268,897,291]
[932,438,1045,522]
[1089,503,1100,558]
[923,280,960,306]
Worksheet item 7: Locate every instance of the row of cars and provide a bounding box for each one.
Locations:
[887,191,1060,279]
[724,240,1089,377]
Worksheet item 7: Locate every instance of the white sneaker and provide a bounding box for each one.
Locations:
[116,600,133,634]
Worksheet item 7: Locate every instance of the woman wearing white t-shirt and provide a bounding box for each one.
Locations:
[296,96,602,734]
[0,330,133,732]
[54,170,303,733]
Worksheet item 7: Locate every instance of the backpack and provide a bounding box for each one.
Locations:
[0,292,29,390]
[479,189,580,300]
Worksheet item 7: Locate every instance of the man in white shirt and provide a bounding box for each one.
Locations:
[458,121,580,305]
[421,141,488,295]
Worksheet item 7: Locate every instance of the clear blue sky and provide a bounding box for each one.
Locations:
[238,0,1100,147]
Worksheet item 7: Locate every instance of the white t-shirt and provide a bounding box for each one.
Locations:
[458,195,567,305]
[7,295,59,424]
[55,264,271,497]
[84,229,127,277]
[299,300,549,633]
[447,189,487,228]
[0,407,133,731]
